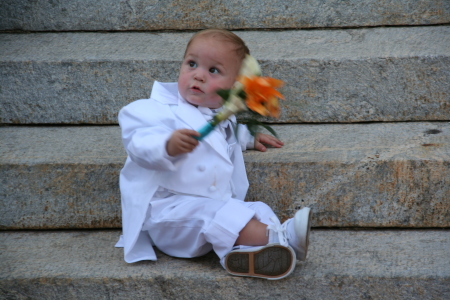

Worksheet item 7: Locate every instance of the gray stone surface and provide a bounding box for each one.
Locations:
[1,122,448,229]
[1,26,449,124]
[0,126,125,229]
[0,230,449,299]
[1,0,449,31]
[246,122,450,226]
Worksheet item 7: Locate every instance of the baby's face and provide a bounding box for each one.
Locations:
[178,36,242,109]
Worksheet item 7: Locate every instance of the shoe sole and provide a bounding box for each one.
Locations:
[224,244,296,280]
[294,207,312,261]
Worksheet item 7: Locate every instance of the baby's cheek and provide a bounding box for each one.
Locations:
[209,96,224,109]
[209,81,229,96]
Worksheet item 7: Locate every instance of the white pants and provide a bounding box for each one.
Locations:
[143,195,278,261]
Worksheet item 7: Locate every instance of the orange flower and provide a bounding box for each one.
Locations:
[239,76,284,118]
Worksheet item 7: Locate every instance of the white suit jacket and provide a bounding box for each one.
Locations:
[116,81,253,263]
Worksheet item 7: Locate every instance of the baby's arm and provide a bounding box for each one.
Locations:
[253,133,284,152]
[166,129,200,156]
[120,100,197,171]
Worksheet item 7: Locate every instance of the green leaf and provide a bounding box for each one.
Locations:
[240,118,278,138]
[247,123,258,136]
[216,89,231,101]
[237,90,246,99]
[260,123,278,138]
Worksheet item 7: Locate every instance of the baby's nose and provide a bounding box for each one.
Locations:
[194,69,206,81]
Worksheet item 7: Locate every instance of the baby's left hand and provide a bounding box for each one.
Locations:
[254,133,284,152]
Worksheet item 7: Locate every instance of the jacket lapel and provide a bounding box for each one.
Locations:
[174,93,231,163]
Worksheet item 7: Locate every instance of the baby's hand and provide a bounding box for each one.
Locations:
[166,129,200,156]
[254,133,284,152]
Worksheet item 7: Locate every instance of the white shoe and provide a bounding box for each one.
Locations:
[283,207,312,261]
[224,244,296,280]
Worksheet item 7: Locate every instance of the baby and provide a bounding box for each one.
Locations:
[117,29,311,280]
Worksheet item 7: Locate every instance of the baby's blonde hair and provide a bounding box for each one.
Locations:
[184,29,250,60]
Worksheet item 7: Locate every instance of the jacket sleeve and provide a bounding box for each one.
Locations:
[236,124,255,151]
[119,100,186,171]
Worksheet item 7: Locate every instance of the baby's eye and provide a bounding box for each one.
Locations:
[188,61,197,68]
[209,67,219,74]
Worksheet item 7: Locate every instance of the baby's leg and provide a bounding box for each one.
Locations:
[221,202,308,280]
[144,195,256,259]
[234,219,268,246]
[211,200,281,249]
[234,201,283,246]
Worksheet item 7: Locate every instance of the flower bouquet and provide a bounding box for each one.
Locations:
[195,54,284,140]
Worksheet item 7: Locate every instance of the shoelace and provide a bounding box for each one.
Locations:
[266,216,288,247]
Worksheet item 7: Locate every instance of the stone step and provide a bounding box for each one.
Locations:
[1,26,449,125]
[0,230,448,299]
[1,122,448,230]
[1,0,449,32]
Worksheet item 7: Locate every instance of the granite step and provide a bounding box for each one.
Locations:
[0,229,448,299]
[1,26,449,124]
[1,122,448,230]
[1,0,449,32]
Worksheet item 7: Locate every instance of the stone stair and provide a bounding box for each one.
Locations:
[2,230,449,299]
[1,27,449,124]
[1,0,449,299]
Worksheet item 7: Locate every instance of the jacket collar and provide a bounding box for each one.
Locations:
[150,81,179,105]
[151,81,233,163]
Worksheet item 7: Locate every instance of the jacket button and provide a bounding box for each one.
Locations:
[209,186,217,192]
[197,165,206,172]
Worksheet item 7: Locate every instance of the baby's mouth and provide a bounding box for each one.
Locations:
[191,86,203,93]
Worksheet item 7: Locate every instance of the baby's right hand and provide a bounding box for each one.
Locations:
[166,129,200,156]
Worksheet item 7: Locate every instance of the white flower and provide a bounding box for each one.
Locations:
[239,55,262,77]
[217,94,247,121]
